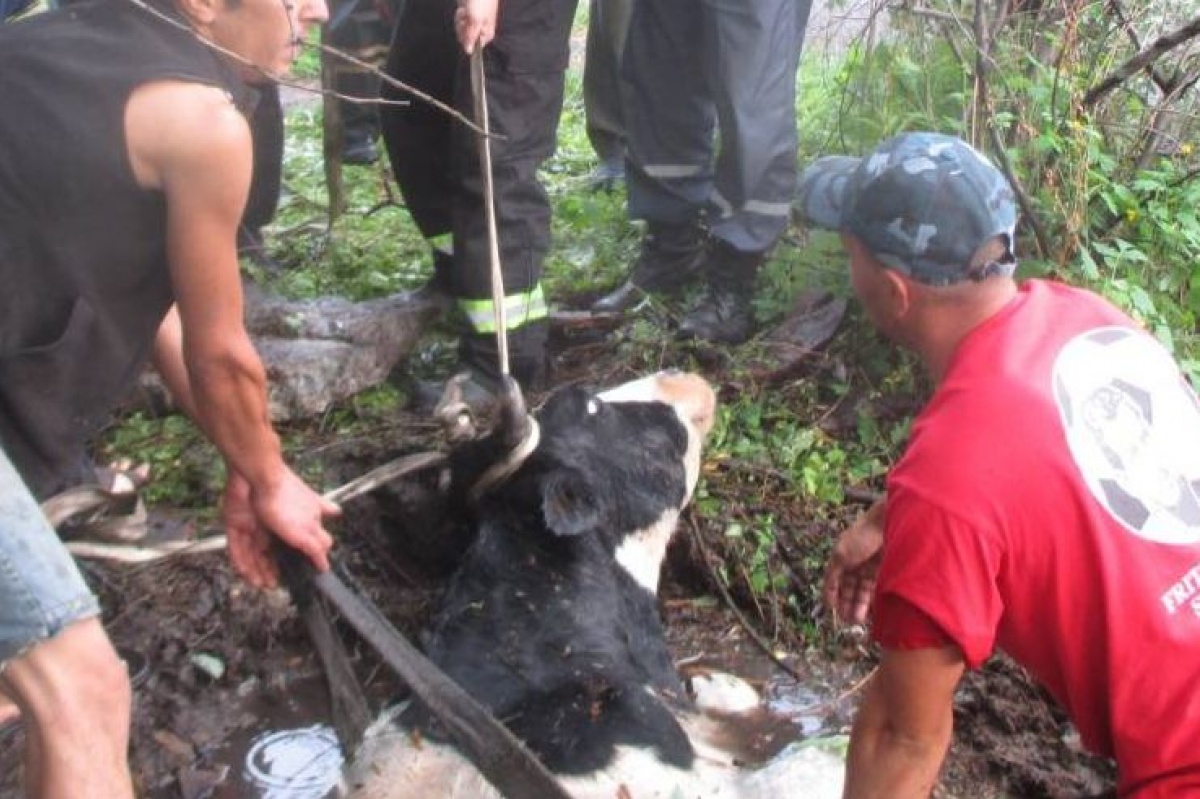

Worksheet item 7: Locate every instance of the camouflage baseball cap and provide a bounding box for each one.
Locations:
[794,132,1018,286]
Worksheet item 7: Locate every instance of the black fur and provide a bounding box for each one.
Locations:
[406,384,697,774]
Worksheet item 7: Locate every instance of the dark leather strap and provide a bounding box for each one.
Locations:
[277,548,572,799]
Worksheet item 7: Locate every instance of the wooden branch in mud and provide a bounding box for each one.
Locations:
[548,309,624,333]
[1084,14,1200,106]
[321,35,347,222]
[67,536,228,563]
[685,516,808,684]
[323,451,447,506]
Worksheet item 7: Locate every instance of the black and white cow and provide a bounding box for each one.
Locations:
[343,372,843,798]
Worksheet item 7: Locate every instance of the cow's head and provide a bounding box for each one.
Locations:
[410,372,718,773]
[508,371,715,590]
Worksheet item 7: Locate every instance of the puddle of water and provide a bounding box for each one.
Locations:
[766,679,831,736]
[765,665,859,739]
[240,725,344,799]
[180,614,859,798]
[207,675,344,799]
[677,646,859,741]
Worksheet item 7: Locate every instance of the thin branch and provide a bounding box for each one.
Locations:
[985,116,1053,260]
[308,39,493,138]
[903,5,963,26]
[685,515,808,683]
[1168,165,1200,190]
[969,0,989,144]
[1107,0,1175,94]
[786,665,878,718]
[1084,13,1200,106]
[1131,65,1200,173]
[121,0,492,137]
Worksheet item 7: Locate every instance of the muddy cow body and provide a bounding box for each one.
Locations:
[343,372,842,798]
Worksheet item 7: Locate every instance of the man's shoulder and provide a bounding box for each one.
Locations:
[125,80,249,189]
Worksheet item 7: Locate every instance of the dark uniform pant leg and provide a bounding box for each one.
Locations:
[707,0,811,252]
[243,82,284,238]
[380,0,577,384]
[327,0,397,145]
[624,0,811,252]
[380,0,457,241]
[622,0,716,226]
[583,0,631,164]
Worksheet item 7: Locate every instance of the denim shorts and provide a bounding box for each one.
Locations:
[0,445,100,665]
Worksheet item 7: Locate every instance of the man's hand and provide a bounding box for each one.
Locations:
[823,498,886,625]
[222,470,340,589]
[455,0,499,53]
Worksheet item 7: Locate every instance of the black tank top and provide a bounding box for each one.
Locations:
[0,0,249,497]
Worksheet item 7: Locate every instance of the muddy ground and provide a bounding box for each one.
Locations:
[0,319,1118,799]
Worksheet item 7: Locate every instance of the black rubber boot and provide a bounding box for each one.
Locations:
[591,220,707,313]
[410,322,549,417]
[677,240,766,345]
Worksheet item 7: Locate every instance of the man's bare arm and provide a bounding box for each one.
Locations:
[127,81,337,584]
[844,646,964,799]
[151,305,198,421]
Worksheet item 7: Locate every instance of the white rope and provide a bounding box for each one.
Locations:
[468,419,541,502]
[65,452,446,563]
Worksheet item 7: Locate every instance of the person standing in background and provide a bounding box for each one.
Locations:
[327,0,398,165]
[582,0,630,192]
[380,0,579,408]
[237,80,286,270]
[593,0,812,347]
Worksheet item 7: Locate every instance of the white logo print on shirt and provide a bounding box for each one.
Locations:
[1052,327,1200,547]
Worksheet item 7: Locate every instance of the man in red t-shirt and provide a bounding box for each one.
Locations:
[795,132,1200,798]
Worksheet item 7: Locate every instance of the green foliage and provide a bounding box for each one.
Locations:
[291,30,322,80]
[1081,152,1200,369]
[96,412,222,509]
[798,38,969,158]
[267,106,433,299]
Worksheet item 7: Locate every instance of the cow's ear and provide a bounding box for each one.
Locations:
[540,469,603,537]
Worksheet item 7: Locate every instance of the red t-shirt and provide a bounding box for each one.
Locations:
[873,280,1200,797]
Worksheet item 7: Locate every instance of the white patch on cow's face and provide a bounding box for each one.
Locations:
[599,373,716,593]
[597,372,714,505]
[614,509,680,593]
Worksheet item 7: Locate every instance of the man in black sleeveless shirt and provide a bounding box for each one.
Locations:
[0,0,331,793]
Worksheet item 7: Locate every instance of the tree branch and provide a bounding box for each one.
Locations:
[1106,0,1175,94]
[122,0,493,137]
[1084,13,1200,106]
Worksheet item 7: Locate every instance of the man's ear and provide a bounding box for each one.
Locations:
[882,267,913,320]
